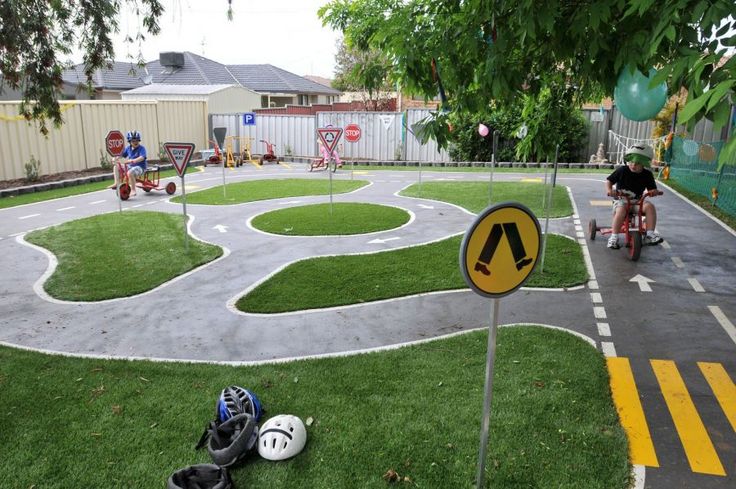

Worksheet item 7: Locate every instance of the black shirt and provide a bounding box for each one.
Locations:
[606,165,657,198]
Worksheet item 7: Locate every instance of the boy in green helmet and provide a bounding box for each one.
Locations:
[605,143,663,249]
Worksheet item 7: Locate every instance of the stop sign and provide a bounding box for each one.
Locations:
[344,123,361,143]
[105,130,125,156]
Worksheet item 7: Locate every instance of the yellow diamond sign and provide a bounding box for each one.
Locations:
[460,202,541,298]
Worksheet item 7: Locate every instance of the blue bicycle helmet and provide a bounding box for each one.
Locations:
[217,386,263,423]
[126,130,142,142]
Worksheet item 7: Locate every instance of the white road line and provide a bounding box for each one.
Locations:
[597,322,611,337]
[573,219,580,225]
[9,232,24,237]
[588,280,599,290]
[18,213,40,220]
[89,200,106,205]
[671,256,685,268]
[131,203,144,208]
[594,306,607,319]
[56,206,75,212]
[576,231,585,238]
[632,465,646,489]
[708,306,736,345]
[590,293,602,303]
[601,341,617,357]
[575,225,583,232]
[688,278,705,293]
[661,240,671,250]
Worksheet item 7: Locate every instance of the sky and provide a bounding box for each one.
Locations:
[75,0,342,78]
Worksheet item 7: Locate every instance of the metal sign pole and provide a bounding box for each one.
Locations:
[540,145,559,273]
[329,153,334,216]
[115,160,122,214]
[181,175,189,252]
[476,297,501,489]
[418,160,423,197]
[489,131,498,204]
[222,160,227,200]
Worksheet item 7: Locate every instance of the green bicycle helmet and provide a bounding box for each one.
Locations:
[625,143,653,167]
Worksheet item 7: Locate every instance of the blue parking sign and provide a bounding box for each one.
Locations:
[243,113,256,125]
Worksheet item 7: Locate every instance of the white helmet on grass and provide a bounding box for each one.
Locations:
[257,415,307,461]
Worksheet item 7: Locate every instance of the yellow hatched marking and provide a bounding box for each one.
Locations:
[521,178,542,183]
[698,362,736,433]
[651,359,725,475]
[590,200,613,207]
[607,357,659,467]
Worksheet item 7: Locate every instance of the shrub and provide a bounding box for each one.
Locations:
[448,103,522,162]
[99,150,112,170]
[24,155,41,182]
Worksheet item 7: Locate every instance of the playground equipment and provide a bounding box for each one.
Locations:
[203,140,224,166]
[308,143,342,172]
[588,189,663,261]
[113,158,176,200]
[257,139,279,165]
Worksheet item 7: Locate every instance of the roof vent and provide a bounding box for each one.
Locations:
[159,52,184,74]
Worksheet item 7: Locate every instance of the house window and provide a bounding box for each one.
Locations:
[298,94,308,105]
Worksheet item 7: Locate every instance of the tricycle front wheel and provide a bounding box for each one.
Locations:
[628,231,642,261]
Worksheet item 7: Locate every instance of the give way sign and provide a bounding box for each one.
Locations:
[163,142,196,177]
[317,127,343,155]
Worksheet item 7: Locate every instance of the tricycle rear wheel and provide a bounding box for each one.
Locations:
[628,231,642,261]
[165,182,176,195]
[588,219,597,240]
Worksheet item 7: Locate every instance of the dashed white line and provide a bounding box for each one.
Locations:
[594,306,607,319]
[671,256,684,268]
[688,278,705,293]
[9,232,24,237]
[661,240,671,250]
[575,225,583,232]
[89,200,106,205]
[131,203,144,208]
[18,213,40,220]
[708,306,736,345]
[590,293,602,303]
[601,341,617,357]
[56,206,75,212]
[588,280,599,290]
[597,322,611,337]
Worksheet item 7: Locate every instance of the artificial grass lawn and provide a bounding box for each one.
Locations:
[0,167,198,210]
[174,178,369,205]
[25,211,222,301]
[0,326,630,488]
[238,234,586,313]
[251,202,411,235]
[400,181,572,217]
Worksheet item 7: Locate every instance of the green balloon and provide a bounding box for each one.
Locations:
[614,67,667,122]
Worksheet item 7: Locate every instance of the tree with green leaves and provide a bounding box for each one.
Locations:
[319,0,736,166]
[0,0,163,134]
[333,37,395,110]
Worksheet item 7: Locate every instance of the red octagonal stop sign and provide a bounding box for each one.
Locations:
[105,130,125,156]
[344,123,361,143]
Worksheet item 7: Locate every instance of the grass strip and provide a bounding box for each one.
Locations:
[174,178,369,205]
[251,202,410,235]
[400,181,572,216]
[665,177,736,231]
[237,234,586,313]
[25,211,222,301]
[0,167,198,210]
[0,326,630,488]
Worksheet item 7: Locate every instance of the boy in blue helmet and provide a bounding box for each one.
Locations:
[111,130,147,197]
[605,143,663,249]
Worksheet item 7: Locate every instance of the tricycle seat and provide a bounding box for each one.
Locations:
[145,166,159,173]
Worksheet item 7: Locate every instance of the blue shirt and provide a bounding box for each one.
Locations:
[122,144,147,171]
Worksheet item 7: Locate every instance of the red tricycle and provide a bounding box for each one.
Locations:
[203,139,223,166]
[257,139,279,165]
[308,145,342,172]
[112,158,176,201]
[588,189,663,261]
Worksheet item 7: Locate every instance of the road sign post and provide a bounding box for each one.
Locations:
[459,202,541,489]
[317,127,343,215]
[163,142,196,252]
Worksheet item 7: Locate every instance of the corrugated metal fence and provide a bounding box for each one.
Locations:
[0,100,207,181]
[209,109,450,162]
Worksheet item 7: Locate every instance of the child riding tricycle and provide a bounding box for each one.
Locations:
[110,130,176,200]
[588,143,664,261]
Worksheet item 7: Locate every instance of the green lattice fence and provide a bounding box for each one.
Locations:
[667,136,736,217]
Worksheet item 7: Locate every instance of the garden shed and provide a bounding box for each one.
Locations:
[121,84,260,114]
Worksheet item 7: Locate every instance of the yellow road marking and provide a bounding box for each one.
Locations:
[185,185,200,190]
[607,357,659,467]
[590,200,613,206]
[651,359,725,475]
[353,171,371,175]
[279,162,292,169]
[521,178,542,183]
[248,160,262,169]
[698,362,736,433]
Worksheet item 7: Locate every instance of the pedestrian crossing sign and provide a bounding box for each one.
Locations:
[460,202,541,298]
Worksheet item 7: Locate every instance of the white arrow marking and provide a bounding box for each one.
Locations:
[629,274,655,292]
[368,237,401,244]
[278,200,303,205]
[418,204,434,209]
[213,225,228,233]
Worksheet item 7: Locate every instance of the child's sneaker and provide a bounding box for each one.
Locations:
[644,233,663,245]
[607,235,620,249]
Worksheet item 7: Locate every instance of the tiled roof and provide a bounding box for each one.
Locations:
[123,84,238,95]
[228,64,341,95]
[62,61,147,90]
[146,52,239,85]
